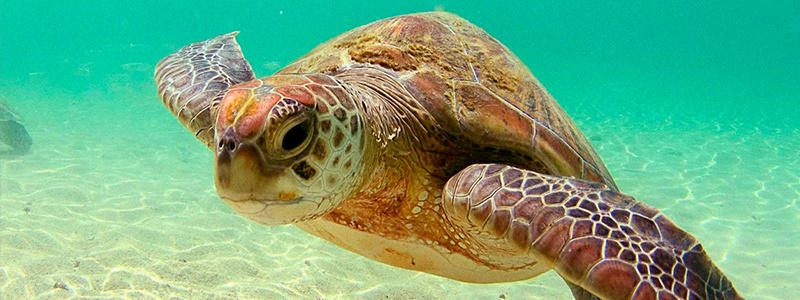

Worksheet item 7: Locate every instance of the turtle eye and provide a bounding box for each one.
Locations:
[267,98,315,159]
[281,118,311,152]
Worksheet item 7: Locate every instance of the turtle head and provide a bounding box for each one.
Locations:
[213,74,370,225]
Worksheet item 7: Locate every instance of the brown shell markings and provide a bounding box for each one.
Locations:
[280,12,615,188]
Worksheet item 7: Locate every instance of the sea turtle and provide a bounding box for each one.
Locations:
[0,98,32,157]
[154,12,742,300]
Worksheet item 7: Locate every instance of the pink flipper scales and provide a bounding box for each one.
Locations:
[444,164,743,300]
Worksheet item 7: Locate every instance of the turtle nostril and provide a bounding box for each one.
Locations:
[218,128,239,154]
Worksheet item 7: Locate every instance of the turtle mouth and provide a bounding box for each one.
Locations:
[219,194,305,205]
[214,140,288,190]
[218,194,332,225]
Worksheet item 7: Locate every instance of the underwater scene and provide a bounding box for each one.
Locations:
[1,1,798,299]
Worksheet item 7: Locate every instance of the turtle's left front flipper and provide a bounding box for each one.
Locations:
[443,164,743,300]
[154,32,255,148]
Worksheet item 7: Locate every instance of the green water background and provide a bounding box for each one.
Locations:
[3,0,799,126]
[2,1,799,299]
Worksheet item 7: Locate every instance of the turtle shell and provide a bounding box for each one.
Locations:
[278,12,615,189]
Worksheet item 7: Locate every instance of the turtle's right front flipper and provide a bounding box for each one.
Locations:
[154,32,255,148]
[444,164,743,300]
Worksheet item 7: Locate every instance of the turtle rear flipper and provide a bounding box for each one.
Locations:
[444,164,743,300]
[154,32,255,147]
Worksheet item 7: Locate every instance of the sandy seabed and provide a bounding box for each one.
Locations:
[1,71,798,299]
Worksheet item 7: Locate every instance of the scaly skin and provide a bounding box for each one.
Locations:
[154,32,255,148]
[444,164,743,300]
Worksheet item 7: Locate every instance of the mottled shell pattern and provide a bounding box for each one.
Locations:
[278,12,615,189]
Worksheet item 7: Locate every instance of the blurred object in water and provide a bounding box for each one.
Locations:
[0,98,32,157]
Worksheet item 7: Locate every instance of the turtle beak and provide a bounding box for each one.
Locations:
[213,88,306,218]
[213,84,275,190]
[211,80,329,225]
[213,128,312,226]
[214,127,267,198]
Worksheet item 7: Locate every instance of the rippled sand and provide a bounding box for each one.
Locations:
[1,71,797,299]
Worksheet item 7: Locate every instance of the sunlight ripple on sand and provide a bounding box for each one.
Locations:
[1,75,798,299]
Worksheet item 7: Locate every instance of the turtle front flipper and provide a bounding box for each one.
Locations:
[443,164,743,300]
[154,32,255,148]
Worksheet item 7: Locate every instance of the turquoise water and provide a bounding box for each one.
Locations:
[1,1,799,299]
